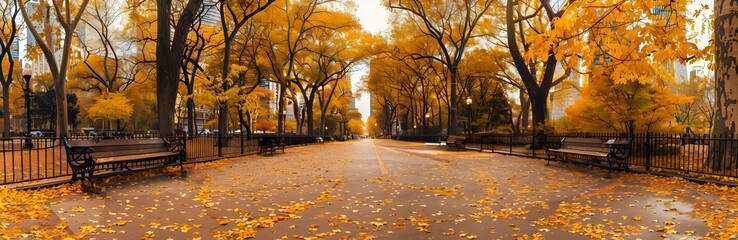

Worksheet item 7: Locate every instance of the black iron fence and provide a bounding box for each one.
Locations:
[0,133,324,186]
[471,132,738,182]
[397,132,738,184]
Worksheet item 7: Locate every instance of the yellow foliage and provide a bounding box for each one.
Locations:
[527,0,710,88]
[87,93,134,122]
[254,119,276,133]
[565,69,692,133]
[365,117,381,136]
[347,119,365,135]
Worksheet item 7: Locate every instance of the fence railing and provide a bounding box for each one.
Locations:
[0,133,324,186]
[466,132,738,182]
[395,132,738,184]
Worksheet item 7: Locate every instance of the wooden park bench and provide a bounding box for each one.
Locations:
[441,135,467,150]
[544,137,631,178]
[63,137,186,193]
[258,137,286,155]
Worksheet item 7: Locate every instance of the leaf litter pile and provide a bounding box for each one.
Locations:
[1,140,738,239]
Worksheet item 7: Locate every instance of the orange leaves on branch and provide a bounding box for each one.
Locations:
[529,0,709,87]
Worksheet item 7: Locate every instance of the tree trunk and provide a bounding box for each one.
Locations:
[2,83,10,137]
[519,88,529,131]
[55,29,77,137]
[219,28,233,145]
[237,109,252,139]
[436,95,443,132]
[156,0,203,137]
[385,101,392,136]
[707,0,738,170]
[506,0,557,132]
[156,60,179,137]
[531,90,549,128]
[187,97,196,137]
[306,92,315,135]
[290,94,299,134]
[277,84,286,135]
[449,67,459,135]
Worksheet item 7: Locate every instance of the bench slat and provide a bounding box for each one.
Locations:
[91,147,172,159]
[97,152,180,164]
[548,148,609,157]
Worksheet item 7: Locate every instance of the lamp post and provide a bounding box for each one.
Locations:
[22,68,33,149]
[282,110,287,135]
[465,97,472,135]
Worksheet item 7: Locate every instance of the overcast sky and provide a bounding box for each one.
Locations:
[352,0,390,122]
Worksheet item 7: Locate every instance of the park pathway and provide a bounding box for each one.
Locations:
[4,139,737,239]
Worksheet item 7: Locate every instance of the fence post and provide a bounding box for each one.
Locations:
[645,132,651,171]
[218,132,223,158]
[480,135,485,152]
[531,132,536,157]
[509,134,513,154]
[182,132,187,161]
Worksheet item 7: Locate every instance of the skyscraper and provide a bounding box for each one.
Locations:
[10,38,19,59]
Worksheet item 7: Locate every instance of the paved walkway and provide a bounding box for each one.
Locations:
[4,139,738,239]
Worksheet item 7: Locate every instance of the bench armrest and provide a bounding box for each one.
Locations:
[606,139,632,160]
[544,137,564,150]
[66,146,95,168]
[163,136,185,154]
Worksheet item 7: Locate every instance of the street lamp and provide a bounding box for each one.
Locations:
[465,97,472,135]
[22,68,33,149]
[282,110,287,135]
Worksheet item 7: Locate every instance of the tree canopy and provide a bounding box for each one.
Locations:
[0,0,716,139]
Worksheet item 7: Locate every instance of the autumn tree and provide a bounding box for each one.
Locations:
[696,76,716,133]
[181,9,222,136]
[87,93,132,130]
[18,0,90,137]
[522,0,707,134]
[674,77,712,134]
[504,0,573,131]
[456,49,511,133]
[296,14,370,135]
[257,0,342,134]
[70,0,128,95]
[367,57,406,136]
[227,22,272,137]
[346,119,364,135]
[213,0,274,139]
[154,0,203,136]
[387,34,445,135]
[0,0,21,136]
[232,86,271,135]
[709,0,737,170]
[386,0,494,135]
[30,89,78,131]
[365,116,381,136]
[565,70,691,135]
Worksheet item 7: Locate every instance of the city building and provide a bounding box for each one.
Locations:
[200,0,220,25]
[549,69,583,120]
[10,38,19,59]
